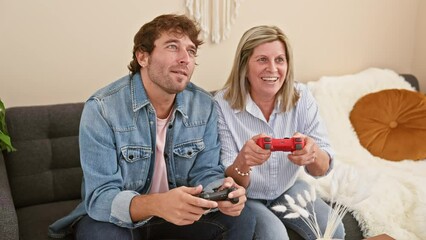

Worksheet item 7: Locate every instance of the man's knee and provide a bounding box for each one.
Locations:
[74,215,135,240]
[235,206,256,227]
[220,207,256,239]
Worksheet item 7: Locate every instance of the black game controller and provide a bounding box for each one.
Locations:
[199,187,239,204]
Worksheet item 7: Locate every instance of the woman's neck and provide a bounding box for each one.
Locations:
[251,95,276,122]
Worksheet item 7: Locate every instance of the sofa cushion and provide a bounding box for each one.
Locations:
[0,153,19,239]
[349,89,426,161]
[4,103,84,208]
[17,200,79,240]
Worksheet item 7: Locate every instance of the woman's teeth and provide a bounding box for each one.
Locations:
[261,77,278,81]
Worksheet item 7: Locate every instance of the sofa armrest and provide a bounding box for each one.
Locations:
[0,152,19,240]
[400,73,420,91]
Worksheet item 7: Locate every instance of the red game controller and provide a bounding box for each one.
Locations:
[256,137,305,152]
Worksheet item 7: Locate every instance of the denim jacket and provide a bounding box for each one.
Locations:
[48,73,225,238]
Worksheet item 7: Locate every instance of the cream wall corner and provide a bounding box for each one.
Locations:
[0,0,424,107]
[413,0,426,93]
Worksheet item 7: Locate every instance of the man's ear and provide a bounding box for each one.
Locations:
[136,51,149,68]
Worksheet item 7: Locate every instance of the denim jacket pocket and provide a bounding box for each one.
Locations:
[120,146,152,190]
[173,139,205,159]
[121,146,151,163]
[173,139,205,182]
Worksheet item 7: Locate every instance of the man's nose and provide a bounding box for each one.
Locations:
[178,49,191,65]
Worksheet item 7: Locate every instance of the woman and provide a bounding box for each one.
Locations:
[214,25,345,240]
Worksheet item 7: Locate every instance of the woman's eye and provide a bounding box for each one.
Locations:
[257,57,267,62]
[276,57,285,63]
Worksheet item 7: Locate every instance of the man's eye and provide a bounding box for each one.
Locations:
[167,45,178,50]
[188,49,197,57]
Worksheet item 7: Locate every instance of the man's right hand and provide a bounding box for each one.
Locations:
[130,185,218,226]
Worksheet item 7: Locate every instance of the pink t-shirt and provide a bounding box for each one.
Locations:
[148,115,170,194]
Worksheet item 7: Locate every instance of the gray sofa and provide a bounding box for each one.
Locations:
[1,103,83,240]
[0,74,419,240]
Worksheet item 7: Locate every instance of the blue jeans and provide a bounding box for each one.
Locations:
[248,179,345,240]
[74,207,255,240]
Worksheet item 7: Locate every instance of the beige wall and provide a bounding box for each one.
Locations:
[0,0,424,107]
[413,0,426,92]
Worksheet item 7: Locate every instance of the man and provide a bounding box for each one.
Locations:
[48,14,255,240]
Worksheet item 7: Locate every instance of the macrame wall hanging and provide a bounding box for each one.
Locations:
[185,0,243,44]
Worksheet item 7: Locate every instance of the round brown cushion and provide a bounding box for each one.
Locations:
[349,89,426,161]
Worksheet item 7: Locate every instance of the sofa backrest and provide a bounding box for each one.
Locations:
[4,103,84,209]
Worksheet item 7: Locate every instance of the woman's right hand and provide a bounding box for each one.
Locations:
[226,134,271,188]
[235,134,271,167]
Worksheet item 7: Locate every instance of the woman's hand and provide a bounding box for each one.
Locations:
[287,133,317,166]
[225,134,271,188]
[236,134,272,168]
[287,132,330,176]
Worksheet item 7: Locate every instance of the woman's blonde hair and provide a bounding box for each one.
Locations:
[223,25,299,112]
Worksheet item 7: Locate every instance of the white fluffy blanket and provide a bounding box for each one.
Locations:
[299,68,426,239]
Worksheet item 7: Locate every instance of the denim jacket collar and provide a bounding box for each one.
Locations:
[130,72,188,120]
[130,73,150,112]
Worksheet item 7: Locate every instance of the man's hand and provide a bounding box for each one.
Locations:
[216,177,247,216]
[130,185,218,226]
